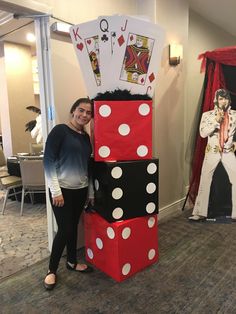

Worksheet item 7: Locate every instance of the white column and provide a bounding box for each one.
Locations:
[35,16,56,251]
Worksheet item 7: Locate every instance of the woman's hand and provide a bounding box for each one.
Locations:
[84,197,95,213]
[88,197,94,206]
[52,195,64,207]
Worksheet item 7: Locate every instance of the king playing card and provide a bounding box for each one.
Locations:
[70,19,102,98]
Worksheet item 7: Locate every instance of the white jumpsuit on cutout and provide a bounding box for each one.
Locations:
[192,107,236,218]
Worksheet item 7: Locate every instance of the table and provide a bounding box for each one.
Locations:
[7,157,21,177]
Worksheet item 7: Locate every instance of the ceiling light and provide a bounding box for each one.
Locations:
[26,33,36,43]
[51,22,70,36]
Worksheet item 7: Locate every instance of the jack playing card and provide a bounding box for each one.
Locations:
[106,15,165,97]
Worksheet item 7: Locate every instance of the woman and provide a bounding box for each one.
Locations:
[43,98,94,290]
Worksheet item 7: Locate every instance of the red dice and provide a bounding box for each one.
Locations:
[94,100,152,161]
[84,212,158,282]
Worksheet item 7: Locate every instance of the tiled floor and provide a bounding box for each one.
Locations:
[0,194,49,280]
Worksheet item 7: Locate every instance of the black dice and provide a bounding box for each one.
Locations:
[93,158,159,222]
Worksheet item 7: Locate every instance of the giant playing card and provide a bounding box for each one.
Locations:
[70,15,165,97]
[97,15,122,93]
[104,16,165,96]
[70,19,102,98]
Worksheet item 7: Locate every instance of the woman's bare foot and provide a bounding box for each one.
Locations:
[75,263,89,271]
[44,273,56,285]
[44,271,57,290]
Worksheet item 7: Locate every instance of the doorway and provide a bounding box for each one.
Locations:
[0,15,40,155]
[0,10,51,280]
[0,6,86,279]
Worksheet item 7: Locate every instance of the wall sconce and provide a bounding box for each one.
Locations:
[169,44,183,66]
[51,22,71,36]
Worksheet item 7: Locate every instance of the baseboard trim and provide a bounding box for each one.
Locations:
[158,197,187,222]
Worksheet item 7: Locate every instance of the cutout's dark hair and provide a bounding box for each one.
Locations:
[214,89,231,105]
[70,98,94,117]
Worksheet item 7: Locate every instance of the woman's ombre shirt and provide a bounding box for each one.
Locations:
[44,124,92,197]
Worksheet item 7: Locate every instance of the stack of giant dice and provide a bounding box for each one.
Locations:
[84,99,159,282]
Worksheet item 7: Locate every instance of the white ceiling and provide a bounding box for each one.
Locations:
[188,0,236,37]
[0,10,35,48]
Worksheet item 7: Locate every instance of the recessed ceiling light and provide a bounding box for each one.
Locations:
[26,33,35,42]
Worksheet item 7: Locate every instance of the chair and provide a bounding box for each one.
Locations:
[29,142,43,155]
[1,175,22,215]
[19,159,46,216]
[0,146,22,214]
[0,145,9,178]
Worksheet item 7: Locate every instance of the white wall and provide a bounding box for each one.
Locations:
[1,0,189,213]
[50,0,138,125]
[50,0,189,212]
[136,0,156,22]
[1,42,35,156]
[48,0,137,24]
[3,0,236,216]
[154,0,189,210]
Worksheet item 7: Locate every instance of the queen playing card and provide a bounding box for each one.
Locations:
[97,15,122,93]
[70,19,102,98]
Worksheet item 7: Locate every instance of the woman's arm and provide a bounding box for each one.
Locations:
[44,125,64,198]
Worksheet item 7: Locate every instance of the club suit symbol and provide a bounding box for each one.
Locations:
[101,34,108,42]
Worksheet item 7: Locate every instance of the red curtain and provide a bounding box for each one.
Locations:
[188,46,236,204]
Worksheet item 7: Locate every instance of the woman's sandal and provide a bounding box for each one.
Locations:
[44,271,57,290]
[66,262,93,273]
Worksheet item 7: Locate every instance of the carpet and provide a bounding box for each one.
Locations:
[0,200,49,280]
[1,209,236,314]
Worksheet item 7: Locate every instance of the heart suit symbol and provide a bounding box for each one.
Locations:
[77,43,84,51]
